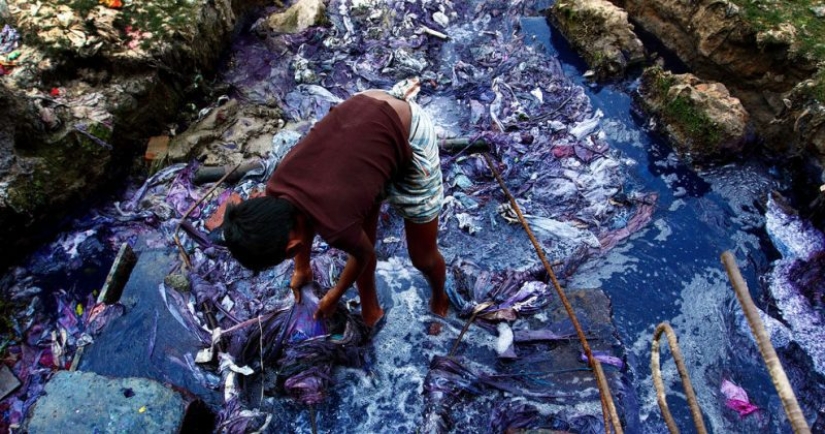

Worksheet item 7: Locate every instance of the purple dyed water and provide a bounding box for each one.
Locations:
[527,17,823,434]
[2,0,824,433]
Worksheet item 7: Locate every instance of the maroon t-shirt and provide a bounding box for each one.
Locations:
[266,94,412,252]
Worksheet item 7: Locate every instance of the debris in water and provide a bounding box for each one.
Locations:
[721,379,759,417]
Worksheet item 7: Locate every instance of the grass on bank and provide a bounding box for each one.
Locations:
[731,0,825,61]
[647,66,724,148]
[731,0,825,103]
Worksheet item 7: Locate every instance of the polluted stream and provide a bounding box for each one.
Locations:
[2,0,824,433]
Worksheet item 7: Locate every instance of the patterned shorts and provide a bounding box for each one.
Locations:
[385,78,444,224]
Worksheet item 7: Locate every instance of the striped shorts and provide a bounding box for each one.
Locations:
[385,79,444,224]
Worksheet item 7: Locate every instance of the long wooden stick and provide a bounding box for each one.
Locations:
[173,163,241,268]
[721,251,810,433]
[483,153,622,434]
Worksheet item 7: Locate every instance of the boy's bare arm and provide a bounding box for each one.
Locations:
[290,230,315,302]
[314,231,376,318]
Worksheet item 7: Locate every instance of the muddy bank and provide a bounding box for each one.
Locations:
[613,0,822,157]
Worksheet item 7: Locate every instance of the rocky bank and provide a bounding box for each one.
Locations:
[619,0,824,160]
[550,0,825,207]
[0,0,264,269]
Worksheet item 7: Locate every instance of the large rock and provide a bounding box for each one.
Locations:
[780,73,825,166]
[548,0,645,79]
[638,66,753,163]
[261,0,328,35]
[0,0,264,269]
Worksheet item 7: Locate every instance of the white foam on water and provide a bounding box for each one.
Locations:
[668,199,686,212]
[630,268,733,433]
[769,261,825,374]
[734,304,792,350]
[652,218,671,242]
[728,229,763,261]
[329,257,457,432]
[568,241,640,289]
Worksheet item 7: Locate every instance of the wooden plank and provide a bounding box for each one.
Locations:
[97,243,138,304]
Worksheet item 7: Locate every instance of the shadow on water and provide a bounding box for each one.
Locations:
[523,14,805,434]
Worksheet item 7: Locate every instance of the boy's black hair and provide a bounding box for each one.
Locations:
[221,196,296,271]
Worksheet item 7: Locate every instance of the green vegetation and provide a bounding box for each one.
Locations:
[645,65,674,98]
[731,0,825,61]
[811,68,825,102]
[55,0,200,50]
[653,71,675,95]
[5,166,49,213]
[663,95,723,147]
[731,0,825,105]
[644,66,724,149]
[7,123,112,213]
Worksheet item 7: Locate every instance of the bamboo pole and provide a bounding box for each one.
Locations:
[483,153,623,434]
[721,251,811,433]
[651,322,708,434]
[173,163,241,268]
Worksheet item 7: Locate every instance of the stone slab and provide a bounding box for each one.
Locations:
[532,288,626,394]
[78,249,221,406]
[494,288,629,396]
[25,371,186,433]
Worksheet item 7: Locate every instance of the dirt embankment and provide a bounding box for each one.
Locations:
[0,0,266,269]
[615,0,825,163]
[551,0,825,171]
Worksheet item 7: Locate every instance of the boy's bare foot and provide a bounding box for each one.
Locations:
[314,295,337,320]
[362,308,384,328]
[430,295,449,317]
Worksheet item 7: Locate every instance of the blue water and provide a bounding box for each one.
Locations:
[522,16,807,434]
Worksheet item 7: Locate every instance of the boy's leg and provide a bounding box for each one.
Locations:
[356,204,383,326]
[404,217,448,317]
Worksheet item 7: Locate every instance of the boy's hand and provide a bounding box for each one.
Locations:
[290,269,312,303]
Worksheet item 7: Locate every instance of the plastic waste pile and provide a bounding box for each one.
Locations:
[0,25,20,76]
[764,193,825,375]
